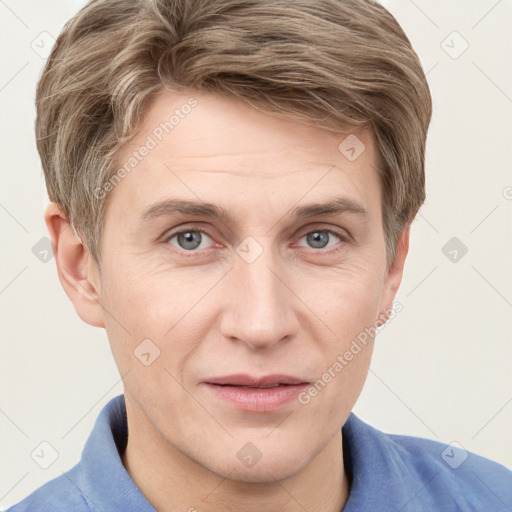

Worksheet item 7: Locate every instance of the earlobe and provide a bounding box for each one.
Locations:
[44,202,105,328]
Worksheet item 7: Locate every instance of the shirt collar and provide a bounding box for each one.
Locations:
[76,394,156,511]
[74,393,412,511]
[341,412,434,511]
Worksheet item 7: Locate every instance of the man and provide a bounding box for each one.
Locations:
[7,0,511,510]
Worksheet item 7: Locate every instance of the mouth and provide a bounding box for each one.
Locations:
[204,373,309,387]
[202,374,310,412]
[218,383,288,388]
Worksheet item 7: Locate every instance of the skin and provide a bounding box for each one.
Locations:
[45,89,409,512]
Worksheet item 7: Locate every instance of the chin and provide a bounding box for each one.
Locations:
[203,448,308,484]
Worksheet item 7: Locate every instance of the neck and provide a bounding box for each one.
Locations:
[121,398,350,512]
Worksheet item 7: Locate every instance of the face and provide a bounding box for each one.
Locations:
[77,89,407,482]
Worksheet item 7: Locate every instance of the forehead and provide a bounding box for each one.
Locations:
[108,89,381,224]
[126,89,373,159]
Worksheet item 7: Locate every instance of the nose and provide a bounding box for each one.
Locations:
[219,244,300,350]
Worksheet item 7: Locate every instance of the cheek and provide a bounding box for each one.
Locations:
[99,261,217,373]
[294,263,383,404]
[102,250,204,326]
[299,275,379,422]
[298,260,384,334]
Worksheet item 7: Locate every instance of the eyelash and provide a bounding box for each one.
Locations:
[163,226,350,257]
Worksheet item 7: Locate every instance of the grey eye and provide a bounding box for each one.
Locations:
[168,230,212,251]
[307,231,330,249]
[178,231,202,250]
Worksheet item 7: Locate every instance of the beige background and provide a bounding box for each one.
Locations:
[1,0,511,509]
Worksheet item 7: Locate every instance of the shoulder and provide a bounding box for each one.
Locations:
[389,430,512,484]
[384,428,512,508]
[4,465,90,512]
[344,414,512,511]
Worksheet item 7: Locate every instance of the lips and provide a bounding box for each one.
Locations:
[204,374,309,388]
[202,374,310,412]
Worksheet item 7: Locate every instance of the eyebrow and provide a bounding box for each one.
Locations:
[139,196,368,224]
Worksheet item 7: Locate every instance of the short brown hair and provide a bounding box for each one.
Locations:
[35,0,432,267]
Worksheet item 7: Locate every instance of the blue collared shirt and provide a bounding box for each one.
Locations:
[5,394,512,511]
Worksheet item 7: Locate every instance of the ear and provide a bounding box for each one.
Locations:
[378,225,410,322]
[45,202,105,328]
